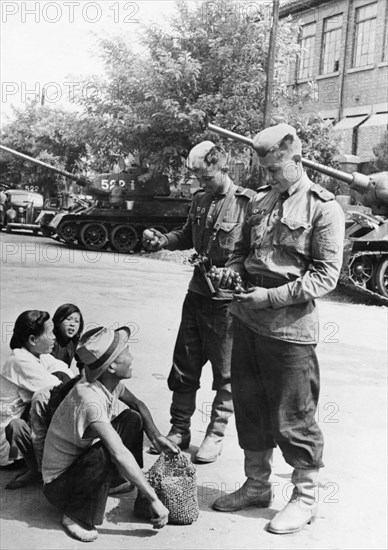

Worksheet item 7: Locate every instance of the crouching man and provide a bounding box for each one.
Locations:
[42,326,179,542]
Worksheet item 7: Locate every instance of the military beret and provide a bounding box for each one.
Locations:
[252,123,298,158]
[186,141,227,175]
[186,141,216,170]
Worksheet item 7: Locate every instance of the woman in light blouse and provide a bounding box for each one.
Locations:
[0,310,71,489]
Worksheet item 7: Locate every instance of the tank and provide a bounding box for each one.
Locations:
[207,124,388,302]
[0,145,191,253]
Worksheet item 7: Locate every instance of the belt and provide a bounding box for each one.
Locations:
[247,273,288,289]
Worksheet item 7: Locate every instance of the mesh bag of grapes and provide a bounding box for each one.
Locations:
[134,452,199,525]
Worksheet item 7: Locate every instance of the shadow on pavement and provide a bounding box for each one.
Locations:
[1,464,278,537]
[98,527,157,537]
[0,473,62,534]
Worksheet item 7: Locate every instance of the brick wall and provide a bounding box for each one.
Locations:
[282,0,388,160]
[358,115,388,162]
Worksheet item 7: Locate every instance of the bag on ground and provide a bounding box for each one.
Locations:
[134,452,199,525]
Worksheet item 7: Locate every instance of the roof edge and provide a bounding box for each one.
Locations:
[280,0,329,18]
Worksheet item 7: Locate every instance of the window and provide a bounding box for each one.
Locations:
[321,14,343,74]
[353,3,377,67]
[298,22,316,79]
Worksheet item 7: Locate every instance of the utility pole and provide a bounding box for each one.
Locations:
[263,0,280,128]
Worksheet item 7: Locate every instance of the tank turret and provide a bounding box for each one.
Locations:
[0,145,171,198]
[0,144,191,253]
[207,123,388,301]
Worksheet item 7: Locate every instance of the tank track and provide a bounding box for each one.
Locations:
[342,250,388,305]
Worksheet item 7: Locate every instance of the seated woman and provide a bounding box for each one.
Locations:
[51,304,84,369]
[0,310,72,489]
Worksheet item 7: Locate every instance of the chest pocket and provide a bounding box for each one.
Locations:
[217,221,240,250]
[276,217,312,253]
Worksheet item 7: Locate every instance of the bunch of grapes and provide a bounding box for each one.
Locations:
[207,267,245,292]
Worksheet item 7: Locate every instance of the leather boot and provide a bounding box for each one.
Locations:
[212,449,273,511]
[166,426,191,450]
[167,390,197,449]
[149,391,196,454]
[268,468,319,534]
[196,387,233,463]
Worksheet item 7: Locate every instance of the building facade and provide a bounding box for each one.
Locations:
[280,0,388,168]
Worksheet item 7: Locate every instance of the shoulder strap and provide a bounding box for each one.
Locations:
[310,184,335,202]
[205,184,236,256]
[235,187,256,199]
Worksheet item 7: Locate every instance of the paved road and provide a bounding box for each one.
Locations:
[1,231,387,550]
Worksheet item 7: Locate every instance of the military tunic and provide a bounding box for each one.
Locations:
[163,183,255,401]
[227,174,345,342]
[165,183,255,299]
[225,174,345,468]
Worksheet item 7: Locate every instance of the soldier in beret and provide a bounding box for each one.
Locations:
[142,141,255,464]
[210,124,345,534]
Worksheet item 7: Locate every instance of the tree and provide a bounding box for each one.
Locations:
[77,0,302,179]
[281,113,342,185]
[1,102,87,193]
[1,0,343,189]
[369,131,388,173]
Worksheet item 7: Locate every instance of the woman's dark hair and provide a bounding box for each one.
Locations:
[10,310,50,350]
[52,303,84,344]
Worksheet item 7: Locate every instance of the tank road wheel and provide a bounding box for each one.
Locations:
[57,222,78,244]
[349,255,374,287]
[110,225,138,253]
[373,258,388,298]
[79,222,108,251]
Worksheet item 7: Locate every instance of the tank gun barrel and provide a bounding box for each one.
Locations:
[207,124,255,148]
[207,123,371,190]
[0,144,89,187]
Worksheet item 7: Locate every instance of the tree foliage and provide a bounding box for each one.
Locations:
[1,103,87,192]
[370,131,388,173]
[1,0,343,189]
[78,0,302,178]
[281,113,342,185]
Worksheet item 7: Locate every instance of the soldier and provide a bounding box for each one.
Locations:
[210,123,345,533]
[109,181,125,209]
[142,141,255,463]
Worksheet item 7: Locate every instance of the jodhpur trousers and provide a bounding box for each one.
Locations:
[168,291,234,393]
[231,318,324,469]
[43,409,143,529]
